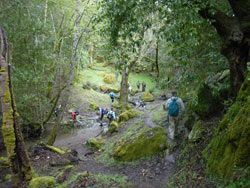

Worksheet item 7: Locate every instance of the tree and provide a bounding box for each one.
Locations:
[0,27,32,187]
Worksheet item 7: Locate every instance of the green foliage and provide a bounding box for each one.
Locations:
[118,110,139,122]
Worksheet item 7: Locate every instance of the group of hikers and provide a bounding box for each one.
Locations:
[62,79,184,142]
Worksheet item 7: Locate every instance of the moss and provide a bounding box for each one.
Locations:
[108,121,119,133]
[194,83,222,118]
[99,85,119,93]
[44,145,66,155]
[112,126,168,161]
[89,102,98,111]
[188,121,204,142]
[86,137,105,150]
[204,77,250,178]
[141,92,154,102]
[29,176,56,188]
[118,110,139,122]
[0,157,9,168]
[103,74,115,84]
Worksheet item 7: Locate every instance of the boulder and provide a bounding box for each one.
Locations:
[112,126,167,161]
[99,85,119,93]
[108,121,119,133]
[86,137,105,150]
[141,92,154,102]
[118,110,139,122]
[103,74,115,84]
[188,121,204,142]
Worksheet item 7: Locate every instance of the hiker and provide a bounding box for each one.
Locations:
[142,82,146,92]
[165,91,185,140]
[54,105,61,117]
[99,107,108,126]
[107,108,116,124]
[109,92,116,103]
[71,110,79,122]
[136,81,141,90]
[128,82,132,93]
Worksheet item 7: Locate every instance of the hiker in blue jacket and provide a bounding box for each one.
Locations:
[165,91,185,140]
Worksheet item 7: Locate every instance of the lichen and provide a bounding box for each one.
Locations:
[141,92,154,102]
[203,77,250,178]
[112,126,168,161]
[29,176,56,188]
[0,157,9,168]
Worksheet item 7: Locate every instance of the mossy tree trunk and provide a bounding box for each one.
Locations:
[0,27,32,187]
[199,0,250,97]
[120,66,129,111]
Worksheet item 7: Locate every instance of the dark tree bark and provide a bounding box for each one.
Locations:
[155,38,160,78]
[0,27,32,187]
[199,0,250,97]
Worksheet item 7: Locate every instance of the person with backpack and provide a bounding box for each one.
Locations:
[99,107,108,126]
[107,108,116,124]
[165,91,185,140]
[109,92,116,103]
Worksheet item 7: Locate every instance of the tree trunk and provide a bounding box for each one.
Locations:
[0,27,32,187]
[119,67,129,110]
[47,0,82,146]
[199,1,250,97]
[155,39,160,78]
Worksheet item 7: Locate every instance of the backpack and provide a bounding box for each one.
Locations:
[168,98,179,117]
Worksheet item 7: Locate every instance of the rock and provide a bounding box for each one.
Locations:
[103,74,115,84]
[89,102,99,111]
[194,83,223,118]
[86,137,105,150]
[204,77,250,178]
[141,92,154,102]
[29,176,56,188]
[99,85,119,93]
[112,126,168,161]
[108,121,119,133]
[118,110,139,122]
[188,121,204,142]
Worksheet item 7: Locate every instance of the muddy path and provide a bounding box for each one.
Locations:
[54,97,177,188]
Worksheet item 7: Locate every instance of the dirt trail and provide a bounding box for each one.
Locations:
[54,97,177,188]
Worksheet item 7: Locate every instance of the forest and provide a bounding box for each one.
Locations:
[0,0,249,187]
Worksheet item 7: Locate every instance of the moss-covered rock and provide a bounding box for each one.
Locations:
[29,176,56,188]
[103,74,115,84]
[141,92,154,102]
[89,102,98,111]
[194,83,223,118]
[108,121,119,133]
[204,77,250,178]
[99,85,119,93]
[118,110,139,122]
[86,137,105,150]
[188,121,204,142]
[112,126,167,161]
